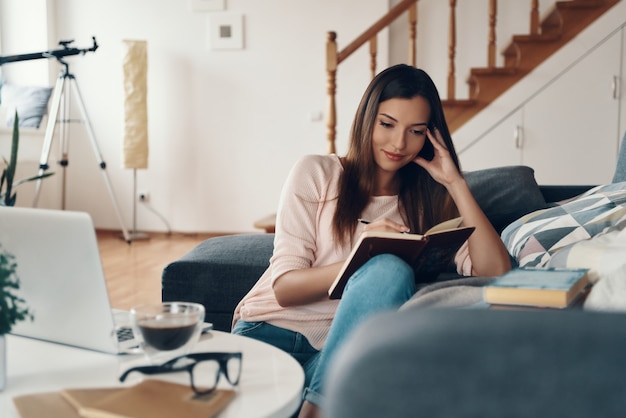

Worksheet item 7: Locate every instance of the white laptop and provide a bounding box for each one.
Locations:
[0,206,140,354]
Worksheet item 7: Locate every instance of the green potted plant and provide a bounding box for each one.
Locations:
[1,112,54,206]
[0,244,32,391]
[0,245,32,335]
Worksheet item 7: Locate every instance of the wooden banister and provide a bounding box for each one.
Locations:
[530,0,540,35]
[408,3,418,66]
[336,0,419,64]
[447,0,457,100]
[369,36,378,79]
[326,31,338,154]
[488,0,498,68]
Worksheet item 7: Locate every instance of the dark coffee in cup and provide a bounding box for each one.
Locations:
[130,302,205,361]
[137,319,197,351]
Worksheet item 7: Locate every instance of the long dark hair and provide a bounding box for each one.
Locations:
[332,64,461,246]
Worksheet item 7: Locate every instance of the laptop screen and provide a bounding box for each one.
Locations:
[0,206,122,354]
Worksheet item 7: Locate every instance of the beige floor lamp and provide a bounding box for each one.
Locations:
[122,39,149,241]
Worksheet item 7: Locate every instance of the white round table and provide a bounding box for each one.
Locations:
[0,330,304,418]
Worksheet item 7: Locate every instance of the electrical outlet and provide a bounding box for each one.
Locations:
[138,191,150,202]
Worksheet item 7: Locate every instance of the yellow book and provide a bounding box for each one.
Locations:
[484,268,591,308]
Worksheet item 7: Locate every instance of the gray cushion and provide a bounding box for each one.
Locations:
[1,83,53,128]
[613,131,626,183]
[161,233,274,332]
[465,165,548,234]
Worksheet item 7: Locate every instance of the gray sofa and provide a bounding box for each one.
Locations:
[161,166,594,332]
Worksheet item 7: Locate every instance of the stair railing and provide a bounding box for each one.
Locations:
[324,0,567,155]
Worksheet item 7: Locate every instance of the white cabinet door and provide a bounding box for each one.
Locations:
[458,108,523,172]
[522,29,623,185]
[459,27,625,184]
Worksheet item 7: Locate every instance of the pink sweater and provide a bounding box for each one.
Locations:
[233,154,470,349]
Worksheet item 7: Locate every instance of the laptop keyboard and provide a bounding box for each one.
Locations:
[116,326,135,342]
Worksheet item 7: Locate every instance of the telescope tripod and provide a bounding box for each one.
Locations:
[33,63,131,242]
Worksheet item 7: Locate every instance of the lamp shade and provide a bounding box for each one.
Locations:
[121,39,149,169]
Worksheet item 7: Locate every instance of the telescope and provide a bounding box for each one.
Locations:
[0,35,131,240]
[0,36,98,66]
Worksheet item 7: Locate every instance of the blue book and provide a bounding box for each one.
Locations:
[484,268,590,308]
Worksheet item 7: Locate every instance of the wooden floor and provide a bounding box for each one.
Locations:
[96,230,225,311]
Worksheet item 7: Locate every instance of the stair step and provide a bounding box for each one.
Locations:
[556,0,607,10]
[443,69,527,131]
[510,33,562,44]
[467,67,518,98]
[538,1,606,36]
[501,0,619,70]
[442,99,478,132]
[470,67,518,76]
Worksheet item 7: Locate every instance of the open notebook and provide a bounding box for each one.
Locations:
[0,206,140,354]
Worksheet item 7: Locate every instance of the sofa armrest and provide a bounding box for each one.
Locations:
[161,233,274,332]
[325,308,626,418]
[539,185,596,204]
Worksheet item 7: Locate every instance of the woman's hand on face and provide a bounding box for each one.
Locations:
[412,128,462,187]
[360,218,410,234]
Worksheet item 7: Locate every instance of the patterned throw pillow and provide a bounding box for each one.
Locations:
[501,182,626,267]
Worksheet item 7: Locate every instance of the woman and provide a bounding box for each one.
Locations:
[232,64,511,417]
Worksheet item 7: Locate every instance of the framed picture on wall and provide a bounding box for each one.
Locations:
[208,13,244,50]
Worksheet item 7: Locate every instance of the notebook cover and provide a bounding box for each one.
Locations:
[329,224,474,299]
[13,392,83,418]
[64,379,236,418]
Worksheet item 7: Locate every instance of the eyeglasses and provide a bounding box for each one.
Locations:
[119,352,242,395]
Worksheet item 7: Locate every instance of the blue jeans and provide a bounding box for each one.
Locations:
[232,254,416,407]
[231,320,321,389]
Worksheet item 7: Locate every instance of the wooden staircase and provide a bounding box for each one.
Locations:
[325,0,621,154]
[444,0,621,132]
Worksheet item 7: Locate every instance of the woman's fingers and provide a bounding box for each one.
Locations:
[361,218,410,234]
[426,128,448,153]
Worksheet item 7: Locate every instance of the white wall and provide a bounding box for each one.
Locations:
[0,0,51,85]
[2,0,388,233]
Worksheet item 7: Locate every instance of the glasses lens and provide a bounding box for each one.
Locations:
[225,356,242,385]
[191,360,220,393]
